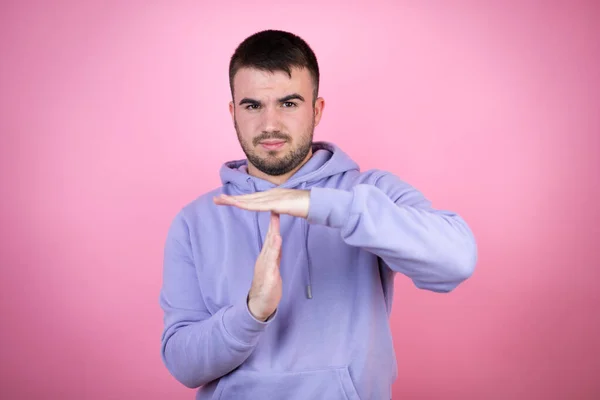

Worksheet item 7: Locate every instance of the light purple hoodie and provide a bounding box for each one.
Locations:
[160,141,477,399]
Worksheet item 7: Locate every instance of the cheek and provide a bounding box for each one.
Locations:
[236,114,258,133]
[289,111,314,132]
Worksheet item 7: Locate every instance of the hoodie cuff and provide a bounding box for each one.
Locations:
[307,187,353,228]
[221,296,275,346]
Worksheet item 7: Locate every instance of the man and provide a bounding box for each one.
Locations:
[160,29,477,400]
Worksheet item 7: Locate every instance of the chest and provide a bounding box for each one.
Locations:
[191,209,379,315]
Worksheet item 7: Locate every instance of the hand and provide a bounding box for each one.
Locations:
[213,188,310,219]
[247,212,282,321]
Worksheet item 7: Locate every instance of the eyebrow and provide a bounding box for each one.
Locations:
[238,93,306,106]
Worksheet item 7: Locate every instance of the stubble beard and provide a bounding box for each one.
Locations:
[234,117,314,177]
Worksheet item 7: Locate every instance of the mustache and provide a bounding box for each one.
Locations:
[253,131,291,146]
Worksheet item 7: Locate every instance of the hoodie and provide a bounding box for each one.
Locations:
[160,141,477,400]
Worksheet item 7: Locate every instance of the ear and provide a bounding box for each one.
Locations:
[229,101,235,123]
[313,97,325,127]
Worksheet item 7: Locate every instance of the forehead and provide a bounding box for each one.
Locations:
[233,67,312,99]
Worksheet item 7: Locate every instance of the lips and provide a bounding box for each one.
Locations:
[259,140,286,150]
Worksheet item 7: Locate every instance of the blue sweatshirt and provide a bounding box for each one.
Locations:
[160,141,477,399]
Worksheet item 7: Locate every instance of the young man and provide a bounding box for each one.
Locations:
[160,29,477,400]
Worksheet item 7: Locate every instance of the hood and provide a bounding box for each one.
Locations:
[218,141,359,300]
[219,141,359,193]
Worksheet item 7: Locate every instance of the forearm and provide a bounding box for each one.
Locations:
[161,296,270,388]
[161,210,273,388]
[307,181,477,292]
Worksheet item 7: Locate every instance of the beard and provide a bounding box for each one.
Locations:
[234,117,314,176]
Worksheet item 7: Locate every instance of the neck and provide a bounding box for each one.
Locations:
[247,149,313,186]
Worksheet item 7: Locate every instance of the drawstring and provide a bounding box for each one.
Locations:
[301,182,313,299]
[304,220,313,299]
[246,177,312,300]
[246,178,263,252]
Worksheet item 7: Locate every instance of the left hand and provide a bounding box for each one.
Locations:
[213,188,310,219]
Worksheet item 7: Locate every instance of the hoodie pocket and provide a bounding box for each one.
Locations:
[214,366,361,400]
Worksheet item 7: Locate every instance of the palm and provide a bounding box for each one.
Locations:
[248,212,283,321]
[214,188,310,218]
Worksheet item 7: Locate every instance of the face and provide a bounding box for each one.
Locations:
[229,67,324,177]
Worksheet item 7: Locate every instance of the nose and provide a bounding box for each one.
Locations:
[260,105,282,133]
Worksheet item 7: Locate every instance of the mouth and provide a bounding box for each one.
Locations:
[259,140,286,151]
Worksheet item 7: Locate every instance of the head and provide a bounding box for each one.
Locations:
[228,30,325,179]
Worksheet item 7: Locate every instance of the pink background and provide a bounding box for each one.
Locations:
[1,1,599,399]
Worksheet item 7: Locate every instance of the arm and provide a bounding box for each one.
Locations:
[159,210,271,388]
[307,172,477,292]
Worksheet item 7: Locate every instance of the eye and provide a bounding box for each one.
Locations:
[282,102,297,108]
[245,104,259,110]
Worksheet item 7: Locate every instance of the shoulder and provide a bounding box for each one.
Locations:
[353,169,432,208]
[353,168,411,190]
[180,186,224,217]
[166,186,226,236]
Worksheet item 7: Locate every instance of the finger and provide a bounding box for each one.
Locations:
[229,200,279,213]
[270,212,280,235]
[213,195,238,205]
[269,215,281,264]
[274,234,282,265]
[214,199,268,211]
[263,212,280,250]
[269,233,282,264]
[213,193,268,205]
[264,213,280,244]
[275,246,281,267]
[228,196,280,209]
[214,188,286,205]
[264,211,275,239]
[226,189,279,201]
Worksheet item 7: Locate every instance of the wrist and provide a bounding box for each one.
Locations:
[247,294,269,322]
[307,187,353,228]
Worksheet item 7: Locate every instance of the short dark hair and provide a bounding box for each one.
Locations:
[229,30,320,104]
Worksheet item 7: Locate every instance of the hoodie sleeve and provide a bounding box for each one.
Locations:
[307,171,477,292]
[159,210,273,388]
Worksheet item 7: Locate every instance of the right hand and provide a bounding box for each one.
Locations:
[247,212,282,321]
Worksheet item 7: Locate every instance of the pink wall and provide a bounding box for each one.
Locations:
[1,1,598,398]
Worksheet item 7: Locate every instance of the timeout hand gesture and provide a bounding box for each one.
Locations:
[214,189,310,321]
